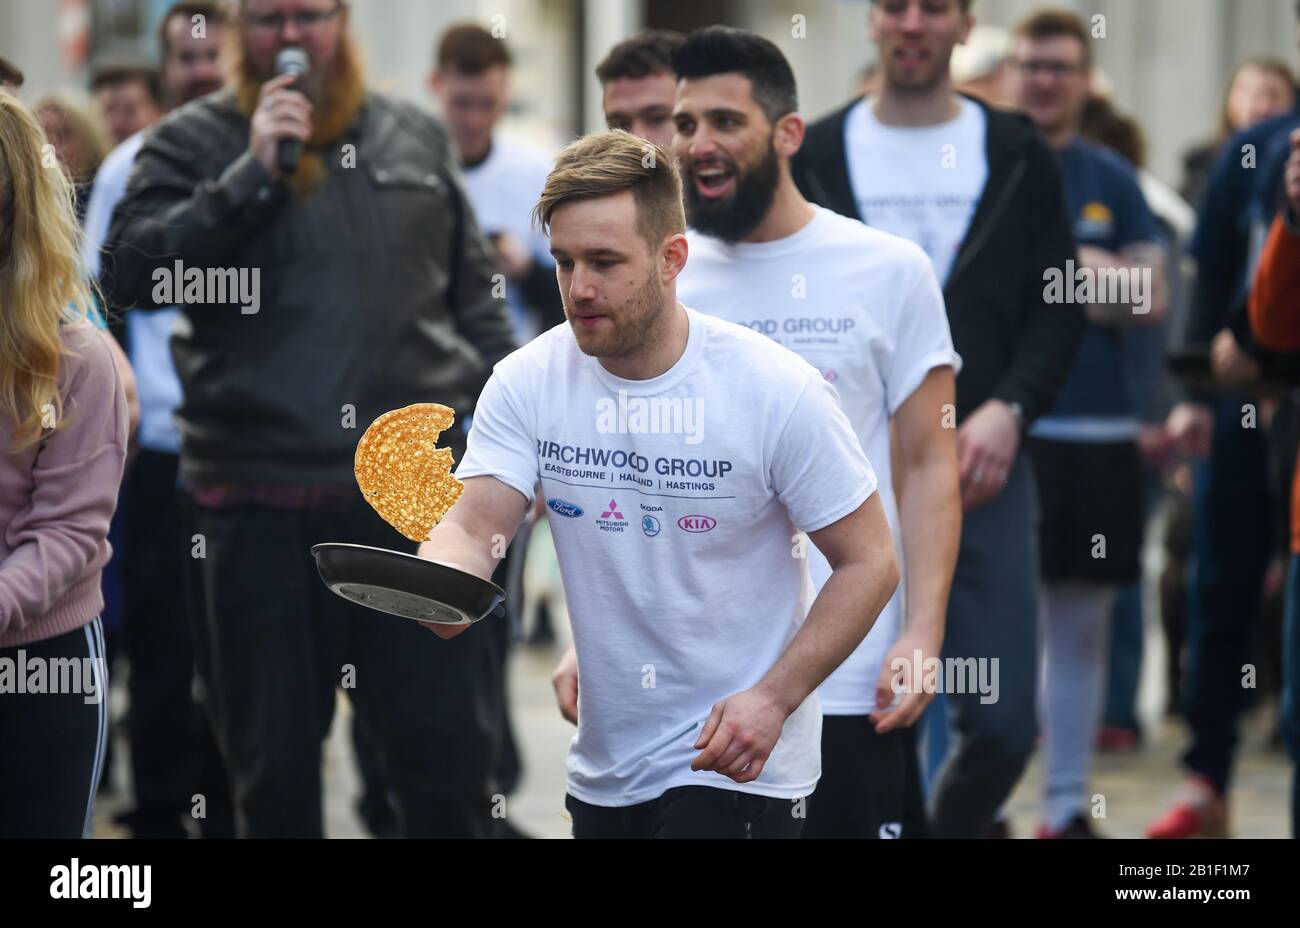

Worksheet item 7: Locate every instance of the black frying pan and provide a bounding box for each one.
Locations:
[311,543,506,626]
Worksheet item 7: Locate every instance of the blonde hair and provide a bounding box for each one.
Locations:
[33,91,110,185]
[1219,57,1297,140]
[532,129,685,250]
[0,89,96,449]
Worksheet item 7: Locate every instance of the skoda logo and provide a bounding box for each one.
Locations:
[547,498,583,518]
[676,515,716,533]
[642,515,661,537]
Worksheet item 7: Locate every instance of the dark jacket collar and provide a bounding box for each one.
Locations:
[795,92,1044,290]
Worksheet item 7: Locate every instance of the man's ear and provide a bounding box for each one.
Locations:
[661,232,689,283]
[773,111,805,158]
[958,10,976,46]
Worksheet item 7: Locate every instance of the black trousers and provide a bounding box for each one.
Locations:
[0,620,108,838]
[187,494,505,838]
[350,537,522,836]
[566,787,805,839]
[803,716,906,838]
[121,450,232,837]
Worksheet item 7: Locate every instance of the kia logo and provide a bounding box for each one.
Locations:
[547,499,583,518]
[676,515,716,533]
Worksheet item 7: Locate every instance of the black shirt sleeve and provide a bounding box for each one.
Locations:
[989,134,1085,428]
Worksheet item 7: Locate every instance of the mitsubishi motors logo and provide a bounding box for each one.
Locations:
[596,499,629,534]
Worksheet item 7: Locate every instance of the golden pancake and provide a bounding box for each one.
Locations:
[355,403,464,542]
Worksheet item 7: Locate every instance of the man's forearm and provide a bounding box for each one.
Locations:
[757,553,899,715]
[417,519,502,582]
[898,453,960,640]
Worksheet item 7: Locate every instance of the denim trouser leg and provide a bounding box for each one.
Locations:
[928,455,1040,838]
[1281,555,1300,837]
[1182,397,1273,794]
[1102,581,1144,732]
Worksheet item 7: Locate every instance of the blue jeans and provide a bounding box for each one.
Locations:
[1182,396,1274,794]
[1283,555,1300,836]
[1102,582,1144,732]
[927,455,1041,837]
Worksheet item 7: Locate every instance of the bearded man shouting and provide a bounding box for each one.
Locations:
[100,0,517,838]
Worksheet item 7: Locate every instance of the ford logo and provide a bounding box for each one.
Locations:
[676,515,716,533]
[547,499,584,518]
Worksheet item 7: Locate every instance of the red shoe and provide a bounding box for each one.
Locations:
[1145,777,1228,838]
[1096,725,1140,753]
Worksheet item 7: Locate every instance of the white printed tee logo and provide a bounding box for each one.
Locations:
[879,822,902,839]
[50,859,151,908]
[596,500,629,534]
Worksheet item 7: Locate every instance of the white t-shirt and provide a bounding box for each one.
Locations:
[456,308,878,806]
[679,207,960,714]
[461,135,554,344]
[844,96,988,286]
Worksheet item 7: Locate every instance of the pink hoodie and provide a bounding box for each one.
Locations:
[0,323,128,648]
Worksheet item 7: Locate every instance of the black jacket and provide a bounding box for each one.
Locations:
[100,90,516,486]
[792,95,1083,428]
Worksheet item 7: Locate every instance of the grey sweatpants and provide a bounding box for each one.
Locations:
[928,454,1040,838]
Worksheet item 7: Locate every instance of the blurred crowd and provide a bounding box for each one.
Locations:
[0,0,1298,840]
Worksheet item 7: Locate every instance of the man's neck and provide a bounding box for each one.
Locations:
[1043,125,1077,153]
[599,300,690,381]
[461,138,493,169]
[742,175,817,244]
[872,78,963,127]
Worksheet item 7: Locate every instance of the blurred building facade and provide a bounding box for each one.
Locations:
[1,0,1296,186]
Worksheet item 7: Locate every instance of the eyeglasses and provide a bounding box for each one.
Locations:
[245,3,342,33]
[1012,60,1085,79]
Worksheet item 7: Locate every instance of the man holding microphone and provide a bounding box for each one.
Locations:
[101,0,516,837]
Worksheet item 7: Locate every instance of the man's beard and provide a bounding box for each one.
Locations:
[881,44,955,94]
[566,269,664,361]
[684,139,780,244]
[232,32,366,198]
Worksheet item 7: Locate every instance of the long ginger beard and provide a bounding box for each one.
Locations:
[232,31,366,200]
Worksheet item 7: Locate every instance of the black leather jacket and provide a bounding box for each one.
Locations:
[100,89,516,486]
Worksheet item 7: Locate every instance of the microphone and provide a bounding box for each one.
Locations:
[274,46,310,175]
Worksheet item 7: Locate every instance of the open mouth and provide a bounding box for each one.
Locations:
[692,164,736,200]
[895,46,930,66]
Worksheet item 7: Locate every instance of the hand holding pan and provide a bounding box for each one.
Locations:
[311,403,505,627]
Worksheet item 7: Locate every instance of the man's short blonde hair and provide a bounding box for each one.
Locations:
[533,129,685,250]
